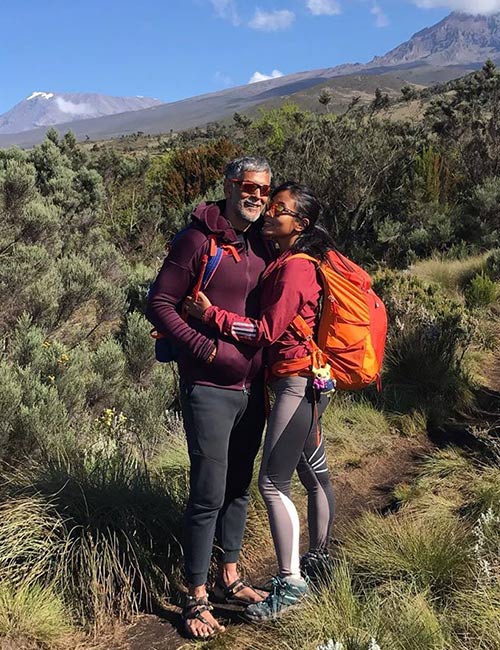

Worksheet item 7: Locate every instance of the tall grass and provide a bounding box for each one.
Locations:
[450,587,500,650]
[411,253,491,296]
[209,563,451,650]
[0,494,68,588]
[0,448,187,630]
[404,448,500,518]
[322,394,395,467]
[212,447,500,650]
[342,510,474,595]
[0,582,72,648]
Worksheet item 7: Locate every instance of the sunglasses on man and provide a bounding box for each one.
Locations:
[229,178,272,197]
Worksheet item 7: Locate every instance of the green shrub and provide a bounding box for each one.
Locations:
[0,158,36,215]
[465,272,499,308]
[0,244,63,328]
[88,338,126,406]
[93,278,127,323]
[0,362,22,455]
[57,254,99,322]
[12,370,71,456]
[373,270,476,421]
[55,345,96,416]
[123,311,155,381]
[126,262,155,313]
[484,249,500,281]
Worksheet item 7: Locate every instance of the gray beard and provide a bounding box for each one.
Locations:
[236,199,263,223]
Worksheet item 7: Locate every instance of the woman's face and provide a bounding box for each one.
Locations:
[261,190,306,248]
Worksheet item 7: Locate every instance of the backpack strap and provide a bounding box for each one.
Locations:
[290,315,326,369]
[281,253,326,368]
[193,235,241,296]
[151,233,240,339]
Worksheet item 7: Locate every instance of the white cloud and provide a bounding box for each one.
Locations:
[413,0,500,13]
[55,97,93,115]
[214,71,233,86]
[371,2,389,26]
[306,0,341,15]
[248,69,284,84]
[210,0,240,25]
[249,9,295,31]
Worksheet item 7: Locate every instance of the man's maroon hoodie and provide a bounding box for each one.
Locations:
[146,200,272,390]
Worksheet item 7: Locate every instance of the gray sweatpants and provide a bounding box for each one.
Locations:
[259,376,334,578]
[180,381,265,587]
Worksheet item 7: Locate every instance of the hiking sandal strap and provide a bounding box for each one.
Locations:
[215,577,265,604]
[221,577,248,597]
[183,596,214,621]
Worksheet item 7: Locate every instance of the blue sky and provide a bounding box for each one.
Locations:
[1,0,494,114]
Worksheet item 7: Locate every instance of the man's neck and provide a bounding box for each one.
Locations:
[225,210,252,233]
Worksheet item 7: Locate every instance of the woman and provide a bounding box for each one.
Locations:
[185,182,335,621]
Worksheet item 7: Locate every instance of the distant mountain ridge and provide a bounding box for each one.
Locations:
[1,11,500,147]
[0,92,162,135]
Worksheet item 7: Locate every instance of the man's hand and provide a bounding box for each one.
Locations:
[206,345,217,364]
[184,291,213,319]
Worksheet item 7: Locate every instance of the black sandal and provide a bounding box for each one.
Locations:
[182,595,218,640]
[212,577,266,606]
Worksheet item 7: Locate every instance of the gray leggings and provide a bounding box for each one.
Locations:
[259,376,334,578]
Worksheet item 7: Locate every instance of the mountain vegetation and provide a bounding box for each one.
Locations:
[0,62,499,649]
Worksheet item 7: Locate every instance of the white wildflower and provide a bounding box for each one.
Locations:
[316,640,344,650]
[472,507,500,585]
[369,638,382,650]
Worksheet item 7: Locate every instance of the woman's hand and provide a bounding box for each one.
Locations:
[184,291,213,319]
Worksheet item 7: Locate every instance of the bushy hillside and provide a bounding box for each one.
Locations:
[0,62,499,649]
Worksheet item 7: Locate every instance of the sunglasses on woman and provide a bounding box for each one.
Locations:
[265,201,302,218]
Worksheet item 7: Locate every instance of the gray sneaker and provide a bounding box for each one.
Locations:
[300,551,332,584]
[243,575,308,622]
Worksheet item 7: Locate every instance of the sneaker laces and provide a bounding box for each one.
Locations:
[263,576,289,615]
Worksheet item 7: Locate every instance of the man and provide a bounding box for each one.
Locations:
[146,156,273,639]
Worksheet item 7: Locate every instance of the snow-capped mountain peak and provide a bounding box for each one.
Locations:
[0,91,162,135]
[26,91,55,101]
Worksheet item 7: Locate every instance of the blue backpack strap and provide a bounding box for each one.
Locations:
[202,246,223,289]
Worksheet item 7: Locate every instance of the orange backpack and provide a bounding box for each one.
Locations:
[272,250,387,390]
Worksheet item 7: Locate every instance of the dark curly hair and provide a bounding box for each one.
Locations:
[270,181,335,261]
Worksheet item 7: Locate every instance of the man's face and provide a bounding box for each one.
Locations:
[224,170,271,227]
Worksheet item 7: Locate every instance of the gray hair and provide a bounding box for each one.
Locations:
[224,156,272,181]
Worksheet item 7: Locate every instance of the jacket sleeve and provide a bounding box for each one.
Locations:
[146,230,215,362]
[202,258,316,347]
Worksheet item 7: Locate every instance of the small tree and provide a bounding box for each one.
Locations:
[233,112,252,128]
[371,87,390,112]
[318,89,333,113]
[401,85,417,101]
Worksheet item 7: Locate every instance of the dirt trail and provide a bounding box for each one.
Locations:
[87,432,430,650]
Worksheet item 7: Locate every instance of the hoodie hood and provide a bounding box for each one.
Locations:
[191,200,238,243]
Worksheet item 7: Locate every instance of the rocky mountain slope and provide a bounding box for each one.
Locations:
[372,11,500,67]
